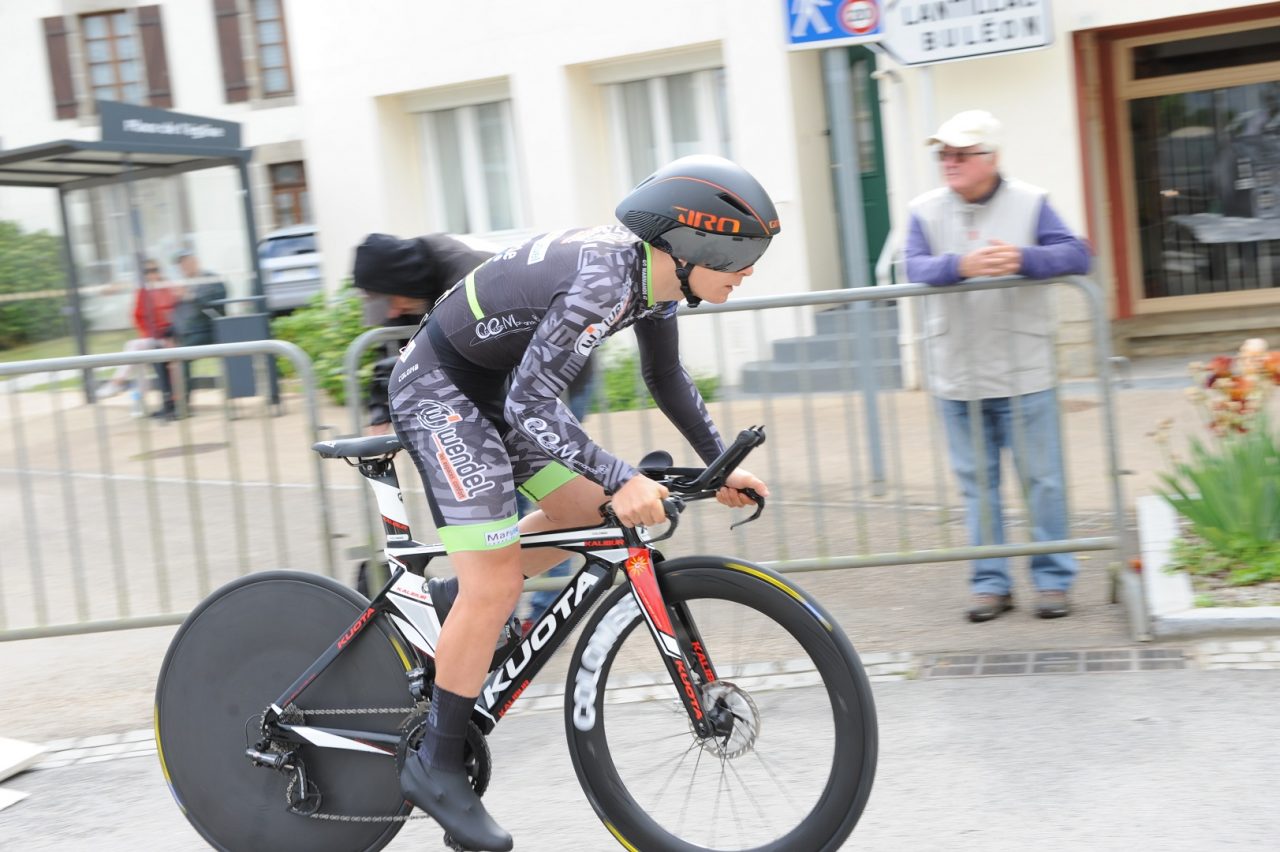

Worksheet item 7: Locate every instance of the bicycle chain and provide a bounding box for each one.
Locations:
[279,704,429,824]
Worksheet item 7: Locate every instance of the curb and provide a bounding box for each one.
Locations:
[1138,495,1280,637]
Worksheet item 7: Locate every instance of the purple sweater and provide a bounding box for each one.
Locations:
[905,186,1091,285]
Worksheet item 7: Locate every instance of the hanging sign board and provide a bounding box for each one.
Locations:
[99,100,242,152]
[880,0,1054,66]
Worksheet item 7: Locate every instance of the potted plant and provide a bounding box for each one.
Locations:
[1141,339,1280,632]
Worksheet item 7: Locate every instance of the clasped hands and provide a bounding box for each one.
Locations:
[958,240,1022,279]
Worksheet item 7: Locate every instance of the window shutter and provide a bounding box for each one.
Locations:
[138,5,173,107]
[214,0,249,103]
[42,16,78,120]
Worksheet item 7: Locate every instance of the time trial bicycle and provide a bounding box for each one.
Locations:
[154,425,878,851]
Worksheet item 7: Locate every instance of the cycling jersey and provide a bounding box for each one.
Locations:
[388,225,724,551]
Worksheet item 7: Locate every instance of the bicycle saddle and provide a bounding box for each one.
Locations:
[312,434,403,459]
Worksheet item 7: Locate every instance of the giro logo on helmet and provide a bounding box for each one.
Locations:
[673,206,742,234]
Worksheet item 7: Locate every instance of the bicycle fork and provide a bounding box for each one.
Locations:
[620,528,726,741]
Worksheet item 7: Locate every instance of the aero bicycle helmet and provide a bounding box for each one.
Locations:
[616,155,780,306]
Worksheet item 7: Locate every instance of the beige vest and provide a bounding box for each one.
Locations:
[910,178,1056,401]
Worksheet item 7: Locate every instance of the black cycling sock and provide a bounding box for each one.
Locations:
[419,684,474,773]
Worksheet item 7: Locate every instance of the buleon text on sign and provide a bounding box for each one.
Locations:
[882,0,1053,66]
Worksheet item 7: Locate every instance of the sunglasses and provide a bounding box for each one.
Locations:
[144,267,160,274]
[937,149,993,163]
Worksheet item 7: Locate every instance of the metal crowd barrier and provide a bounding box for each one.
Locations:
[0,340,330,640]
[335,277,1142,638]
[0,278,1142,640]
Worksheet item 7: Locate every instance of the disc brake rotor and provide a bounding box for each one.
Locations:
[692,681,760,759]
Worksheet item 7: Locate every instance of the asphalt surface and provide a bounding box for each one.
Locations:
[2,668,1278,850]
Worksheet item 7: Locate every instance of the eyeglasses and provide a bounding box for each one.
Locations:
[937,149,993,163]
[144,268,160,274]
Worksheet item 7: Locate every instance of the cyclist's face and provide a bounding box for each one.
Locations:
[689,264,755,304]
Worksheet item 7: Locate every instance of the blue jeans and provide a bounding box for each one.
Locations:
[521,371,599,617]
[938,390,1076,596]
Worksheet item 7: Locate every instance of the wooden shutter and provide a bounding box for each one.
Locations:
[138,5,173,107]
[214,0,249,103]
[42,16,78,120]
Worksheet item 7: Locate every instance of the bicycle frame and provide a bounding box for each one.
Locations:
[259,452,722,761]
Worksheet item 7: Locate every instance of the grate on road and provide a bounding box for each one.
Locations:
[921,648,1186,678]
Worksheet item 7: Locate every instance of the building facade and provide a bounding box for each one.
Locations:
[2,0,1278,361]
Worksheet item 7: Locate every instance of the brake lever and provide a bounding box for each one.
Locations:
[729,488,766,531]
[645,497,685,543]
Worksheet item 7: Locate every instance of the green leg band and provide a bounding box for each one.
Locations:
[438,515,520,552]
[517,462,579,503]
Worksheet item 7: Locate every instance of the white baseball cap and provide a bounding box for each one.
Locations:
[925,110,1002,150]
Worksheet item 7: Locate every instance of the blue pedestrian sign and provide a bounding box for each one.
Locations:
[785,0,884,50]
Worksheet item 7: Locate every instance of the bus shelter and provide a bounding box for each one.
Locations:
[0,100,267,401]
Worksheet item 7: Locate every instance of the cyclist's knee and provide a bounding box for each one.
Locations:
[455,553,525,609]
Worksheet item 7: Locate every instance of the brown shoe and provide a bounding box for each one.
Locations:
[967,593,1014,623]
[1035,590,1071,619]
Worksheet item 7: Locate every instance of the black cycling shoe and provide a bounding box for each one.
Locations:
[427,577,524,670]
[400,750,513,852]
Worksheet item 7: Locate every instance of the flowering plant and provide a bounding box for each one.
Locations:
[1185,337,1280,434]
[1154,338,1280,587]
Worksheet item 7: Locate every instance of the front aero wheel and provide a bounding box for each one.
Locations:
[564,556,878,852]
[155,571,418,852]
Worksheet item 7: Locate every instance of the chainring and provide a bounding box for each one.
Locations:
[394,712,493,798]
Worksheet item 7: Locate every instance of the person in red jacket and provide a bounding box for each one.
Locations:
[100,262,177,412]
[132,263,178,338]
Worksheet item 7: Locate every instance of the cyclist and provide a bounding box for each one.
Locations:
[389,154,779,851]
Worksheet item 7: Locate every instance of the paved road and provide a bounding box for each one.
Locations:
[3,667,1277,851]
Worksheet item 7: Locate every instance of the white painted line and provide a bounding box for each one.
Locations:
[0,737,46,783]
[0,787,31,812]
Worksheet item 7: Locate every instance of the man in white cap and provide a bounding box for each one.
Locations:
[905,110,1091,623]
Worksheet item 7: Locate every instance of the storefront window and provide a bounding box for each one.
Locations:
[1131,80,1280,299]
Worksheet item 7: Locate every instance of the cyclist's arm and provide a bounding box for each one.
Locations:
[634,312,726,465]
[504,271,639,493]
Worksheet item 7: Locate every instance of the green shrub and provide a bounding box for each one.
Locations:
[269,296,722,414]
[270,287,376,405]
[1158,417,1280,584]
[594,349,718,413]
[0,220,67,350]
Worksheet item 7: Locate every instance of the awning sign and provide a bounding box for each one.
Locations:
[881,0,1054,66]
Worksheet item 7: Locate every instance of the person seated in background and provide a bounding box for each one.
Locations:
[98,260,176,416]
[155,249,227,419]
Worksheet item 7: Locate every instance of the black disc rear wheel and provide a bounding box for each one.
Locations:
[564,556,878,851]
[155,571,418,852]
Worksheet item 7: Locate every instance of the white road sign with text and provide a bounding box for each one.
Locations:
[882,0,1054,66]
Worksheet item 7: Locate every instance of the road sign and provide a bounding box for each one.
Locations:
[785,0,884,50]
[880,0,1054,66]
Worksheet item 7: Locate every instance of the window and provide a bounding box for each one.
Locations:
[213,0,294,103]
[43,6,171,119]
[419,101,524,235]
[1118,22,1280,303]
[82,11,144,105]
[253,0,293,96]
[608,69,730,188]
[269,161,310,227]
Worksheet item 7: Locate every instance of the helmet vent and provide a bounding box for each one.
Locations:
[718,192,753,218]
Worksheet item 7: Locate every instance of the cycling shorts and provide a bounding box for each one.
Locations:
[388,329,579,553]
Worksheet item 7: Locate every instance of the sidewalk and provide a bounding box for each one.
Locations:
[0,350,1246,745]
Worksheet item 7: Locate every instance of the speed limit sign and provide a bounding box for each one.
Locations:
[840,0,880,35]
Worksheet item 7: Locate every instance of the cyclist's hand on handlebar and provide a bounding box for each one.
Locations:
[613,474,670,527]
[718,468,768,509]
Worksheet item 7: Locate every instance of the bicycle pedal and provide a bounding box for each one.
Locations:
[442,833,468,851]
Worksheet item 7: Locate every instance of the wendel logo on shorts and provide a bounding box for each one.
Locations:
[414,401,494,501]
